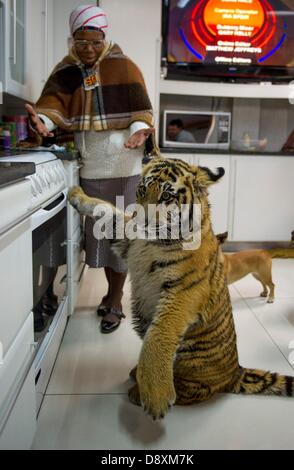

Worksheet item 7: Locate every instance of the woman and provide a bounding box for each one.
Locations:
[26,4,155,333]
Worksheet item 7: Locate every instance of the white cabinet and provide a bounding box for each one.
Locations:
[0,364,36,450]
[3,0,29,99]
[100,0,161,123]
[0,313,36,450]
[162,152,294,242]
[1,0,54,102]
[0,179,32,355]
[231,156,294,241]
[0,217,33,356]
[27,0,54,103]
[198,155,231,235]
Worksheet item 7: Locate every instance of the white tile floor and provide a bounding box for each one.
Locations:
[32,260,294,450]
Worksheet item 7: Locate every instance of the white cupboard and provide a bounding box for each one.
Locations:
[27,0,54,103]
[198,156,231,236]
[162,152,294,242]
[2,0,29,99]
[1,0,54,102]
[231,156,294,241]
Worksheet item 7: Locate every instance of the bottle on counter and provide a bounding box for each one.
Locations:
[0,121,17,148]
[3,115,28,144]
[3,130,12,149]
[16,116,29,141]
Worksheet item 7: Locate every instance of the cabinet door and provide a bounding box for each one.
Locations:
[27,0,53,102]
[0,313,36,450]
[5,0,29,99]
[198,156,231,235]
[232,156,294,241]
[0,2,5,87]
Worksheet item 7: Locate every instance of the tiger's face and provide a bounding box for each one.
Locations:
[135,158,224,242]
[136,158,224,209]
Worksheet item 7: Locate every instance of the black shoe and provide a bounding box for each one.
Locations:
[42,293,58,316]
[100,308,126,334]
[97,295,111,317]
[42,301,58,316]
[97,304,108,317]
[33,307,46,332]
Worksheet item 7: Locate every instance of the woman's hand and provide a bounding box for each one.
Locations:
[25,104,54,138]
[124,127,155,149]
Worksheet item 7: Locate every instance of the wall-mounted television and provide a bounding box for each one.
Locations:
[162,0,294,82]
[162,110,231,149]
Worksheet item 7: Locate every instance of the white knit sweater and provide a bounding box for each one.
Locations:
[39,114,148,179]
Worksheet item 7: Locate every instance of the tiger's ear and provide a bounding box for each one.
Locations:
[196,166,225,187]
[216,231,228,245]
[143,134,163,165]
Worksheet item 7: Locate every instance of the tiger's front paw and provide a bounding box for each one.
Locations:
[128,384,141,407]
[68,186,85,210]
[137,370,176,420]
[129,365,138,382]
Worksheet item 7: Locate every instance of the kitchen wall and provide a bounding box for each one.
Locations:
[100,0,162,113]
[51,0,96,67]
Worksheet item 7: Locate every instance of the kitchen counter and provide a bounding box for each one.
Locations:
[0,148,80,161]
[160,147,294,157]
[0,161,35,189]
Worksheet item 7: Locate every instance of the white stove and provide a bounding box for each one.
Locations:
[0,152,67,209]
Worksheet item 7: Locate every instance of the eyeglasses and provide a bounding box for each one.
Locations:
[74,40,105,50]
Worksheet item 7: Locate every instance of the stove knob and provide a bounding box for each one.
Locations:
[59,167,66,183]
[38,173,46,188]
[41,169,49,188]
[30,176,37,197]
[51,166,58,181]
[57,168,64,184]
[48,167,56,185]
[35,175,43,194]
[54,166,62,183]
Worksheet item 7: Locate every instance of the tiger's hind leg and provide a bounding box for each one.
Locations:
[174,377,213,405]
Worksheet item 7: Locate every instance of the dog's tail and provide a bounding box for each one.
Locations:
[266,247,294,259]
[231,367,294,397]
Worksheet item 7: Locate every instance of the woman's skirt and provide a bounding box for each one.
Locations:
[80,174,140,272]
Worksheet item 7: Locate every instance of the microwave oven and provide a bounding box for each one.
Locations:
[162,110,231,150]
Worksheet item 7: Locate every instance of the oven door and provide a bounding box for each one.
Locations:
[31,190,67,337]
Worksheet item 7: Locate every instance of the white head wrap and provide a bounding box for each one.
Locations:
[69,4,108,36]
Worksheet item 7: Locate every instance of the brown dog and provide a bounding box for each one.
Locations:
[217,232,294,303]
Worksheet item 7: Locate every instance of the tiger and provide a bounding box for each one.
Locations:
[68,157,294,420]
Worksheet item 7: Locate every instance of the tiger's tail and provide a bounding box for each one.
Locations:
[266,248,294,259]
[231,367,294,397]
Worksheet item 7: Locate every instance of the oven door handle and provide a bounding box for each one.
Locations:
[31,190,67,230]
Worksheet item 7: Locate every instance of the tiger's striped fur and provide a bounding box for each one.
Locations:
[69,157,294,420]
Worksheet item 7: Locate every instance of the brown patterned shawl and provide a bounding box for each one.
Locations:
[35,42,153,136]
